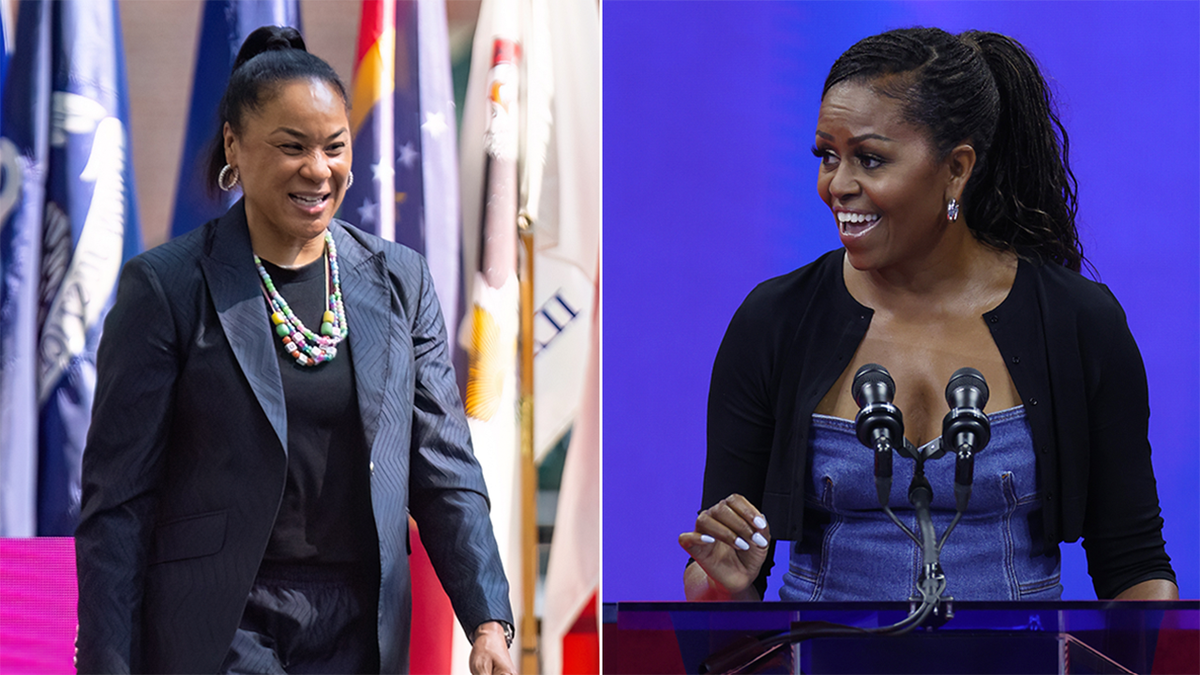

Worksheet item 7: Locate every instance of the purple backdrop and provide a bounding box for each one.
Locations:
[602,1,1200,601]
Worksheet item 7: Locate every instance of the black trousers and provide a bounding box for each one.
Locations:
[220,562,380,674]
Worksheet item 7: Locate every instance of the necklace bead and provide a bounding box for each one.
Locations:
[254,231,348,367]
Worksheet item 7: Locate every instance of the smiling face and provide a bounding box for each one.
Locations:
[224,78,351,263]
[814,80,966,274]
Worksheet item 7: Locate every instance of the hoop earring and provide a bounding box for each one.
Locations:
[345,170,354,190]
[946,197,960,222]
[218,164,240,192]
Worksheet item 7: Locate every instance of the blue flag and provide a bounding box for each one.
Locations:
[169,0,301,239]
[0,0,142,536]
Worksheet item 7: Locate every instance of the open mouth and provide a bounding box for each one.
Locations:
[837,211,880,236]
[290,193,330,209]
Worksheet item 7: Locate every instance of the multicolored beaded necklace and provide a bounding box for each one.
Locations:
[253,231,348,366]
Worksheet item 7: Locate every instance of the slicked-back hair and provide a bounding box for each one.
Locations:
[205,25,349,195]
[824,28,1084,272]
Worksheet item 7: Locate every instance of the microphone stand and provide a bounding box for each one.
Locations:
[701,366,991,674]
[701,439,962,674]
[879,438,955,629]
[907,454,953,627]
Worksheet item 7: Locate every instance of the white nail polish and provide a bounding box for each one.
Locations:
[700,534,715,544]
[754,516,767,530]
[734,537,750,551]
[752,532,768,547]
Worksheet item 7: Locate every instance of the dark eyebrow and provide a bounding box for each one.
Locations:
[814,130,895,144]
[272,127,349,143]
[851,133,894,143]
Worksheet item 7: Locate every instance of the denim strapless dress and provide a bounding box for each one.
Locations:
[780,407,1062,601]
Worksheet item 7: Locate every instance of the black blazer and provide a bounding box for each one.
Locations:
[75,202,511,673]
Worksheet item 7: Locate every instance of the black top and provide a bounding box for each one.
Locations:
[259,257,377,564]
[704,249,1175,599]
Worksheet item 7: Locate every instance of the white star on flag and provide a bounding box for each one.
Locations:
[357,198,379,227]
[397,141,419,170]
[371,160,395,183]
[421,111,448,139]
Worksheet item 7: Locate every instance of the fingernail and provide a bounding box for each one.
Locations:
[752,532,768,547]
[754,516,767,530]
[734,537,750,551]
[700,534,715,544]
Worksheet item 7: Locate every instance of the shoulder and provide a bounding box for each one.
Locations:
[715,250,851,380]
[133,224,208,269]
[331,220,425,269]
[1021,260,1145,388]
[729,249,846,332]
[746,249,842,301]
[117,223,212,297]
[1027,259,1118,307]
[1024,259,1127,332]
[330,221,436,311]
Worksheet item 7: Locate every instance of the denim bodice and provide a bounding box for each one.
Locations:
[780,407,1061,601]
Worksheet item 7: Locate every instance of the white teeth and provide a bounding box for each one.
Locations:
[840,212,878,234]
[837,212,879,224]
[293,194,324,206]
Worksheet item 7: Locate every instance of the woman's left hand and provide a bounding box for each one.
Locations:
[469,621,516,675]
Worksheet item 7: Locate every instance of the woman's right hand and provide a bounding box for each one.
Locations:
[679,494,771,600]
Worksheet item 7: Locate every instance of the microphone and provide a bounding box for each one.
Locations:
[941,367,991,512]
[853,364,904,507]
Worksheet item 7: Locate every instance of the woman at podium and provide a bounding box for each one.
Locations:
[679,27,1177,603]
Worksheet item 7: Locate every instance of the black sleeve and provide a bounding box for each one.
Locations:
[700,291,780,598]
[76,257,178,673]
[1079,294,1175,598]
[404,256,514,635]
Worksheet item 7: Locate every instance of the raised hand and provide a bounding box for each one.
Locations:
[679,493,771,601]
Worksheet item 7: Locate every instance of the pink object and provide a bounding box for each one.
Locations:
[0,538,78,674]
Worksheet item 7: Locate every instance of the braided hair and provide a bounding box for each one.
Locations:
[824,28,1084,272]
[205,26,349,194]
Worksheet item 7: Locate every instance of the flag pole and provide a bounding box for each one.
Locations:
[517,212,539,674]
[516,0,538,667]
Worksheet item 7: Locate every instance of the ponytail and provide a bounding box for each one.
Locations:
[960,31,1083,272]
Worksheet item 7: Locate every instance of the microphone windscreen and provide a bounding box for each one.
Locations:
[852,363,894,408]
[945,367,989,409]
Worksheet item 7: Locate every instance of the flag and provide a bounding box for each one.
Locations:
[523,1,601,662]
[542,269,599,675]
[344,2,466,672]
[459,0,523,669]
[344,0,460,331]
[345,0,395,241]
[460,0,599,670]
[168,0,301,239]
[0,0,142,536]
[523,0,599,467]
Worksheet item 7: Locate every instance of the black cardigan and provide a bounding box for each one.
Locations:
[703,249,1175,599]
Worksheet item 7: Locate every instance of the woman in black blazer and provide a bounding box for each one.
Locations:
[75,26,514,674]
